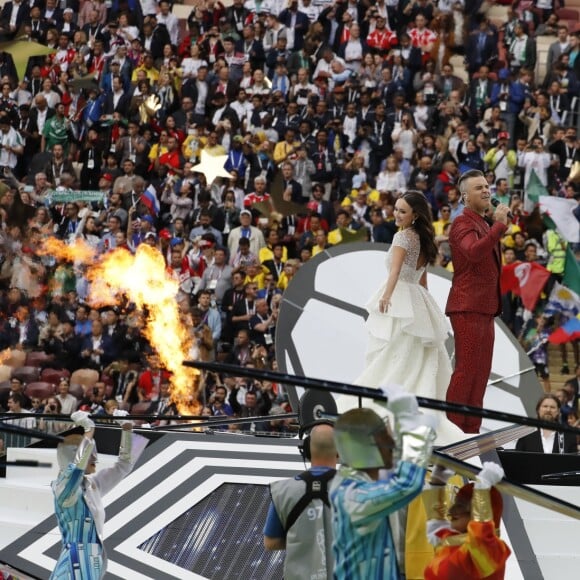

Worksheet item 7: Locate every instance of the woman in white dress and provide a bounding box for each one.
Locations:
[346,191,464,444]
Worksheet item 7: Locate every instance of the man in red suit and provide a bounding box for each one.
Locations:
[445,170,510,433]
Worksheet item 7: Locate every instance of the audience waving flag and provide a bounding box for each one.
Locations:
[543,212,580,294]
[540,196,579,243]
[548,315,580,344]
[501,261,551,312]
[140,185,160,217]
[544,282,580,319]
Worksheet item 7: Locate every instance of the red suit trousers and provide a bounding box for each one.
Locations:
[447,312,495,433]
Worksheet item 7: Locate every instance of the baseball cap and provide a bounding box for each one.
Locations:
[498,131,509,140]
[240,209,252,217]
[144,232,157,240]
[101,173,113,182]
[159,228,172,240]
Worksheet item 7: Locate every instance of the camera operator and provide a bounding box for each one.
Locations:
[264,423,337,580]
[78,381,107,416]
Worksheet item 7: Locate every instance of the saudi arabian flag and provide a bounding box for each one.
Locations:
[544,213,580,294]
[527,169,547,206]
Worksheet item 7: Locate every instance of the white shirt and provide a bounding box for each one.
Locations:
[540,429,556,453]
[342,115,358,144]
[299,1,320,21]
[195,81,208,115]
[10,1,21,28]
[181,57,208,79]
[230,99,252,122]
[113,90,123,109]
[376,170,407,194]
[510,35,528,66]
[0,127,23,168]
[35,108,48,133]
[157,12,179,46]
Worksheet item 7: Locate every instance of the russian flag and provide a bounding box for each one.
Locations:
[141,185,160,216]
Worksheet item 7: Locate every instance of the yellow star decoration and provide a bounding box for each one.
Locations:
[191,149,233,185]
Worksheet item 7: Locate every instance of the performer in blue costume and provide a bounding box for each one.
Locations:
[51,410,146,579]
[330,384,436,580]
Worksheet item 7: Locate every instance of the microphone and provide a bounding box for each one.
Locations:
[490,198,513,220]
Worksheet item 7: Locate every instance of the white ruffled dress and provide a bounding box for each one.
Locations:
[340,228,465,445]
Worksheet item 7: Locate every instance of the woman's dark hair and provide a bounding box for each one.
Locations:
[400,190,438,265]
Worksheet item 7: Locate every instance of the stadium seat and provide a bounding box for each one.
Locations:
[25,351,54,368]
[11,366,41,385]
[556,8,580,21]
[41,368,71,385]
[0,380,11,397]
[3,349,26,369]
[130,401,152,426]
[70,368,100,390]
[130,402,151,415]
[486,5,510,27]
[0,366,11,383]
[68,383,86,400]
[25,382,56,401]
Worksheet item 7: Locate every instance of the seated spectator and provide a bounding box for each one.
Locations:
[55,377,79,415]
[0,377,31,411]
[516,394,577,453]
[78,381,107,415]
[5,392,36,429]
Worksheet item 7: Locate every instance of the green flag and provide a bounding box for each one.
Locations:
[563,245,580,295]
[527,169,548,205]
[46,189,105,205]
[543,213,580,294]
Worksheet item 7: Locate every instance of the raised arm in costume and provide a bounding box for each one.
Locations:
[423,462,511,580]
[51,410,146,580]
[330,384,437,579]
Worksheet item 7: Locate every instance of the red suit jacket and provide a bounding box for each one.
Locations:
[446,209,507,316]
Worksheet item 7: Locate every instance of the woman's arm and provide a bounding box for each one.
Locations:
[380,245,406,312]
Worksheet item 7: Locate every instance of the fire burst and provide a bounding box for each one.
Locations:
[40,238,200,415]
[36,237,97,262]
[0,348,12,365]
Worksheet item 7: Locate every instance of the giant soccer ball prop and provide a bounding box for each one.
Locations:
[275,243,543,432]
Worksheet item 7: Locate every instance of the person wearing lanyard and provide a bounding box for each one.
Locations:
[198,247,233,306]
[225,135,247,177]
[515,394,577,453]
[196,289,222,342]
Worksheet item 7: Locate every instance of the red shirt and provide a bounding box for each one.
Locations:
[159,150,182,173]
[243,192,271,208]
[366,28,398,52]
[138,369,171,401]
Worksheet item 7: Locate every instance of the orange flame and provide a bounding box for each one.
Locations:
[86,244,200,415]
[38,238,97,263]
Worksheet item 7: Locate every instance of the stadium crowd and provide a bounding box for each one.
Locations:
[0,0,579,443]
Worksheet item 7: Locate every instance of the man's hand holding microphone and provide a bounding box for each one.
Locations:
[490,198,511,225]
